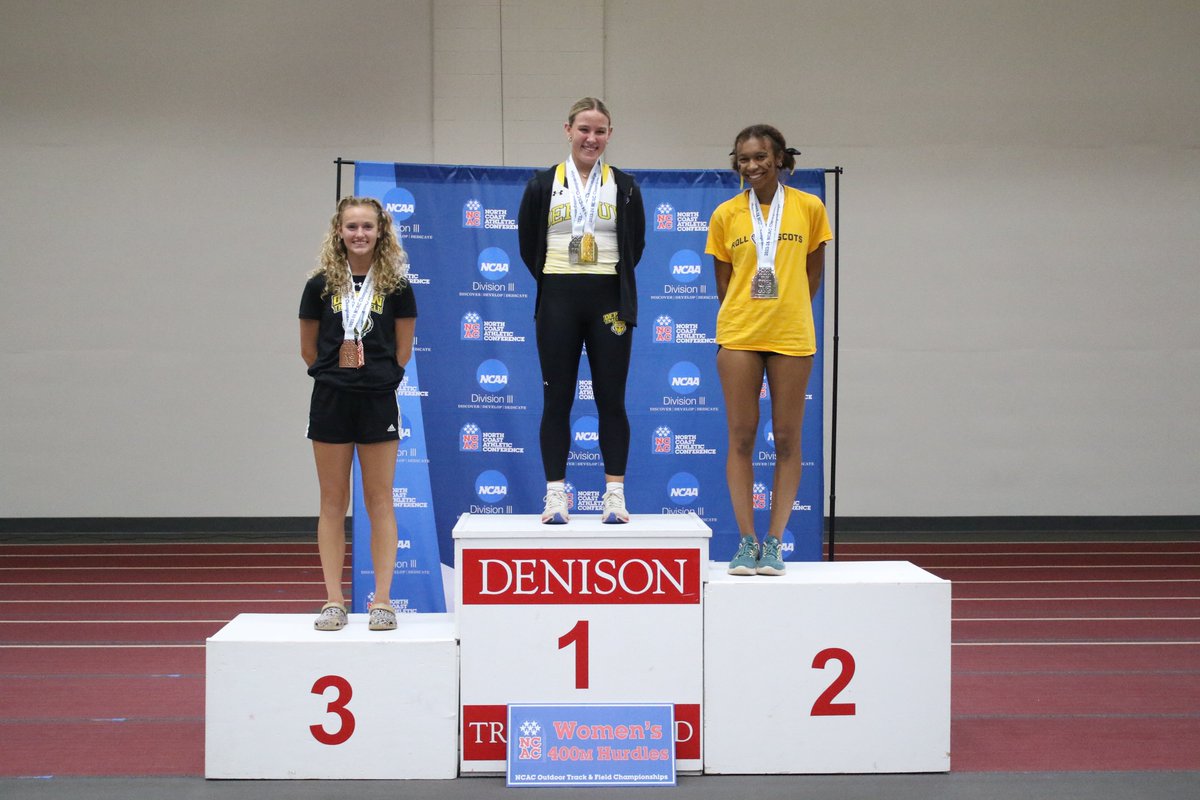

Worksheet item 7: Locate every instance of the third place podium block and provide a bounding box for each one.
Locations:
[453,512,711,774]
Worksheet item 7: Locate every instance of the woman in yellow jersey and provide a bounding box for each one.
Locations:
[704,125,832,576]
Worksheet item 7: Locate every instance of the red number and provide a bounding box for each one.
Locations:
[558,620,589,689]
[811,648,856,716]
[310,674,356,744]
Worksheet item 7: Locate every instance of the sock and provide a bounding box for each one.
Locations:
[606,481,624,495]
[547,481,565,493]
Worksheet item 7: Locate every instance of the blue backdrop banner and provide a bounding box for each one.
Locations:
[350,163,827,612]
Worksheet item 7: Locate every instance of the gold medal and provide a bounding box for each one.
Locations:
[580,232,597,264]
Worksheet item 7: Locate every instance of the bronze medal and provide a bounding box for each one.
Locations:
[339,339,360,369]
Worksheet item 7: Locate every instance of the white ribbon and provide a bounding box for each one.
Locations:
[340,269,376,341]
[748,184,785,274]
[565,157,603,237]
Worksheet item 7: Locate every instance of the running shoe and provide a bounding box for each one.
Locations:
[601,489,629,524]
[757,535,786,575]
[541,486,570,524]
[728,535,759,576]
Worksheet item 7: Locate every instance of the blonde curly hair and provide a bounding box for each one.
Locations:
[312,196,409,298]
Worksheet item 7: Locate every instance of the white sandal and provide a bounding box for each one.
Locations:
[314,602,348,631]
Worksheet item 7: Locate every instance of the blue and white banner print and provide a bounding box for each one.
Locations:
[350,162,828,608]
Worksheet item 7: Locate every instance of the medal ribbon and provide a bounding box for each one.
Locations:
[748,184,785,275]
[565,157,603,237]
[340,269,376,341]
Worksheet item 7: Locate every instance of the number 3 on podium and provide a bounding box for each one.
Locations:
[310,674,356,744]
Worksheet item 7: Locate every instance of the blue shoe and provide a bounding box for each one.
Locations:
[757,536,786,575]
[727,535,759,576]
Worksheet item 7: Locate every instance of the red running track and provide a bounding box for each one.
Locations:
[1,537,1198,775]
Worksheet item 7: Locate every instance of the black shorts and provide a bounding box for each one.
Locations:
[307,382,400,444]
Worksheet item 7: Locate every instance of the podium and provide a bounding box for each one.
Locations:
[205,613,458,779]
[703,561,951,773]
[454,512,711,774]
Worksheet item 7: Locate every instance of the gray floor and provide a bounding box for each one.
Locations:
[3,773,1200,800]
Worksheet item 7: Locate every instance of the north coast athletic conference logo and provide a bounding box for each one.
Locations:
[654,426,673,453]
[655,202,675,231]
[463,199,517,229]
[516,720,543,761]
[655,315,674,343]
[654,202,706,232]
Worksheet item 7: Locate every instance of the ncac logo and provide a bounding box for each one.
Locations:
[572,416,600,450]
[463,198,482,227]
[474,470,508,504]
[654,315,674,343]
[655,202,675,231]
[517,720,543,760]
[383,187,416,222]
[476,359,509,392]
[461,312,482,340]
[752,481,768,509]
[668,361,702,395]
[669,249,702,284]
[563,481,577,510]
[478,246,510,280]
[653,426,673,454]
[460,422,481,452]
[667,472,700,506]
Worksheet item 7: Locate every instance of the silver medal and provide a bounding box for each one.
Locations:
[751,267,779,299]
[568,235,582,265]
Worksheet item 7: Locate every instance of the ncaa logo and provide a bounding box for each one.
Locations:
[478,246,510,280]
[383,187,416,222]
[780,529,796,559]
[752,481,768,510]
[461,311,482,340]
[474,470,508,504]
[463,198,483,227]
[667,472,700,506]
[653,425,673,454]
[669,249,702,284]
[655,202,675,231]
[397,413,413,442]
[572,416,600,450]
[763,420,775,448]
[668,361,702,395]
[654,315,674,343]
[459,422,481,452]
[476,359,509,392]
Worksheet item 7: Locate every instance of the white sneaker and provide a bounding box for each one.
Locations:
[542,486,570,524]
[601,489,629,524]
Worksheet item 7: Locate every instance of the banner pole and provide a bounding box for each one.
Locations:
[826,167,842,561]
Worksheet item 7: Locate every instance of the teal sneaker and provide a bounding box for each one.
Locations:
[757,535,786,575]
[727,535,759,576]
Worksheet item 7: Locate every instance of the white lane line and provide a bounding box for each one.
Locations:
[0,644,204,649]
[953,641,1200,647]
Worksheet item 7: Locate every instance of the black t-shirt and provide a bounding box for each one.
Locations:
[299,273,418,392]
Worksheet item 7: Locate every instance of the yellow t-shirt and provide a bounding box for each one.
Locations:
[705,186,832,356]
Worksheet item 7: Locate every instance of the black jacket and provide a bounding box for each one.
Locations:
[517,164,646,326]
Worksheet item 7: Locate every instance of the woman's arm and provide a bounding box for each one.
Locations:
[394,317,416,368]
[806,242,826,301]
[300,319,319,367]
[714,258,732,304]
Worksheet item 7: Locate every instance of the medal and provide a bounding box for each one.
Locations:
[339,339,363,369]
[565,156,602,265]
[579,232,597,264]
[339,268,376,368]
[751,267,779,299]
[747,183,785,301]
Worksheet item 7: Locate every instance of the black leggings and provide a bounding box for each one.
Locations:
[536,274,632,480]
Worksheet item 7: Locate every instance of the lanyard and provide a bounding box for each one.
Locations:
[565,157,603,237]
[340,269,376,340]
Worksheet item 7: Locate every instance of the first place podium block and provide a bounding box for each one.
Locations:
[454,512,711,774]
[704,561,950,774]
[205,613,458,780]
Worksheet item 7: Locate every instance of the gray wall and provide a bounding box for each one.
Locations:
[2,0,1196,519]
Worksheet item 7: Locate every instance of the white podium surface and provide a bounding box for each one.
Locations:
[454,513,711,774]
[703,561,951,774]
[205,613,458,779]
